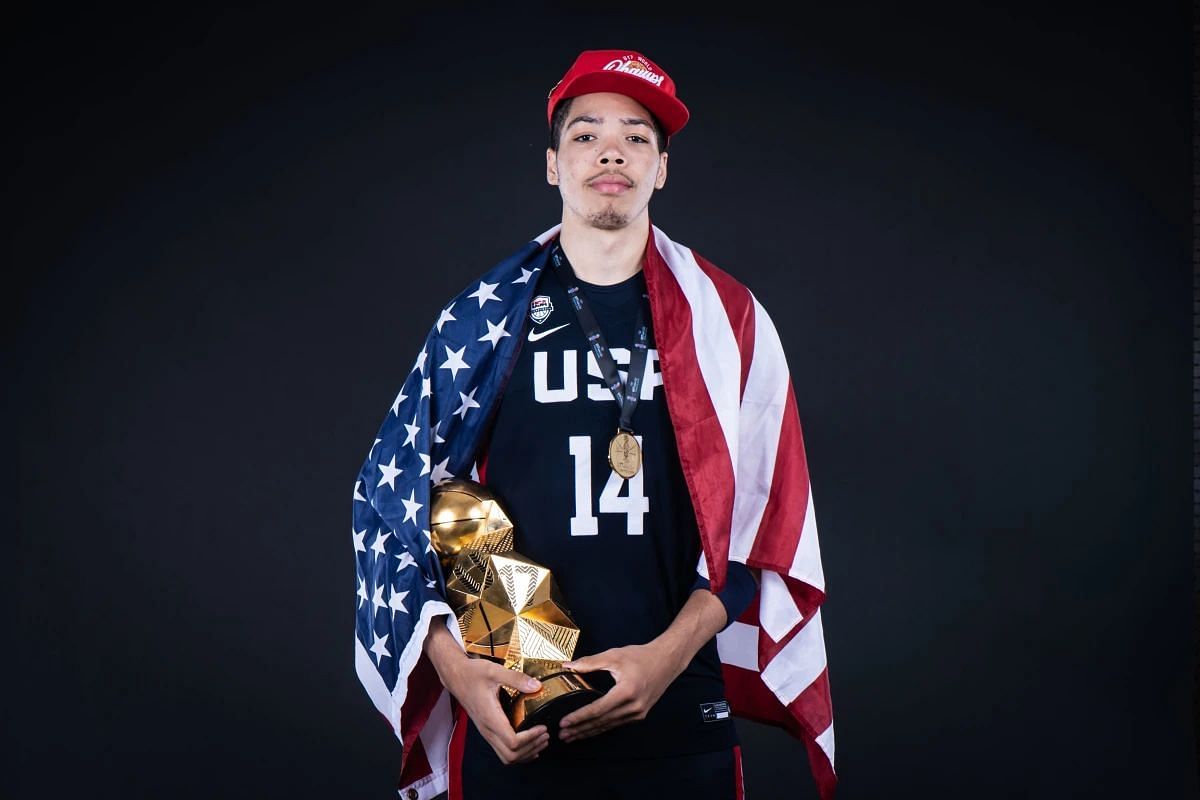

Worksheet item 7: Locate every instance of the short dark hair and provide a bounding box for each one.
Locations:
[548,96,668,152]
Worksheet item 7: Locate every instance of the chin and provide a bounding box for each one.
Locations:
[585,206,631,231]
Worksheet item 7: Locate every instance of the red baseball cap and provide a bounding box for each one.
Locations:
[546,49,690,138]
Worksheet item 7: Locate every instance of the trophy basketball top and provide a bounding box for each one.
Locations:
[428,478,515,570]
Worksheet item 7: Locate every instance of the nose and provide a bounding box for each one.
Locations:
[597,136,626,166]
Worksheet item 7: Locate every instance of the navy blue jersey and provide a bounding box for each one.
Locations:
[476,264,738,759]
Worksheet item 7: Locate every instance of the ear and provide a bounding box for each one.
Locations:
[546,148,559,186]
[654,151,668,190]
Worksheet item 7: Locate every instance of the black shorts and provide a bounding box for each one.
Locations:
[453,721,745,800]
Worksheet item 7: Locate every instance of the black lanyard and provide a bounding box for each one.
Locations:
[550,240,650,435]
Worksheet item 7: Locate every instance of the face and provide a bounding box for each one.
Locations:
[546,92,669,232]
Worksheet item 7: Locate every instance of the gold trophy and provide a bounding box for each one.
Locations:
[429,478,610,733]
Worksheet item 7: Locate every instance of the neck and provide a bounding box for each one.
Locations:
[556,216,649,285]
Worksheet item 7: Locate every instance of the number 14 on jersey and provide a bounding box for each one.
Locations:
[568,435,649,536]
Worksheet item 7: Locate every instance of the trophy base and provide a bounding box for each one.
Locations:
[505,669,614,735]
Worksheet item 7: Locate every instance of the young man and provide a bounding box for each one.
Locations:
[352,50,836,800]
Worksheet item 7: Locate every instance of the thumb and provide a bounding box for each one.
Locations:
[490,664,542,693]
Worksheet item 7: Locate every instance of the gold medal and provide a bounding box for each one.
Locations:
[607,430,642,479]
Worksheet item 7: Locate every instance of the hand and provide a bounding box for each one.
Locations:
[425,623,549,765]
[557,643,682,743]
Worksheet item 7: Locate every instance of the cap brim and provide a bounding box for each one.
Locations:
[552,71,689,137]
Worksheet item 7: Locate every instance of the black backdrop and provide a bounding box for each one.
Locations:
[8,3,1196,798]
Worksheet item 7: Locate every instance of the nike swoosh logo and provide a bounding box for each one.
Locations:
[527,323,570,342]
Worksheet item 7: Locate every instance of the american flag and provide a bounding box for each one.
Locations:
[353,223,836,800]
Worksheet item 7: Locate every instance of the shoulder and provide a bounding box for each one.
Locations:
[692,248,756,310]
[650,226,757,318]
[452,237,551,303]
[428,232,554,340]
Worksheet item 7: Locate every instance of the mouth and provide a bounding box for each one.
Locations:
[588,175,633,195]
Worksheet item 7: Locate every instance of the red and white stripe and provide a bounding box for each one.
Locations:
[356,605,459,800]
[647,225,836,800]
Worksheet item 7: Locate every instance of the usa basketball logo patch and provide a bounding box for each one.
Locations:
[529,295,554,324]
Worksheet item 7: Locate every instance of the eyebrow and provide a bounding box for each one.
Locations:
[566,114,653,130]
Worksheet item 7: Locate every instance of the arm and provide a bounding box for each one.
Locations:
[423,617,551,764]
[557,582,735,743]
[353,321,540,775]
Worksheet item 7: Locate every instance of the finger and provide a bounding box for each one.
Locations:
[490,664,542,694]
[489,724,549,764]
[561,709,639,742]
[510,729,551,762]
[474,689,514,732]
[562,653,607,673]
[487,721,548,755]
[510,724,549,748]
[485,718,546,747]
[559,690,626,731]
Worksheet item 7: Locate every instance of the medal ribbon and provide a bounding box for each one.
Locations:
[550,240,650,434]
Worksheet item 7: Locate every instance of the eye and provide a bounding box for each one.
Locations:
[627,135,650,144]
[573,134,596,143]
